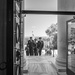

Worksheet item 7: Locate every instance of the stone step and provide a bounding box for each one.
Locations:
[22,70,29,74]
[51,62,66,72]
[57,72,67,75]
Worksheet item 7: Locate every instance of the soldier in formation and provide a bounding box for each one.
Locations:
[25,37,44,56]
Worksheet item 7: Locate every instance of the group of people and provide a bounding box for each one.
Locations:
[25,37,44,56]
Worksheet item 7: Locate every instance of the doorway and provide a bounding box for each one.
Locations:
[7,0,75,75]
[24,14,57,56]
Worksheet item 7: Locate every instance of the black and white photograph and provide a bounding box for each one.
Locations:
[0,0,75,75]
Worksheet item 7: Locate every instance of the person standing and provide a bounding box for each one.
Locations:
[27,37,34,56]
[33,38,38,56]
[25,44,29,56]
[37,37,44,56]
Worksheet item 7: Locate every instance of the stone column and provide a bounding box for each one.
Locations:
[56,15,67,67]
[56,0,75,67]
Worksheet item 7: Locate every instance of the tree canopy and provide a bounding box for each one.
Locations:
[45,23,57,49]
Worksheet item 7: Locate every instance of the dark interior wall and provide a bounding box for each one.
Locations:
[7,0,13,75]
[0,0,7,75]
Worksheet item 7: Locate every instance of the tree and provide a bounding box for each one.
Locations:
[45,23,57,49]
[52,33,57,49]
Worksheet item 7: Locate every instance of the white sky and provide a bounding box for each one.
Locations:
[24,0,57,11]
[24,0,57,37]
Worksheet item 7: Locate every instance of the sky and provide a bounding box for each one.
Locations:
[24,0,57,37]
[24,0,57,11]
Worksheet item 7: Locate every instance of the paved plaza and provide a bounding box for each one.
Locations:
[21,49,58,75]
[22,56,57,75]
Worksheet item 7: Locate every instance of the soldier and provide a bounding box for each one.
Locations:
[27,37,34,56]
[33,38,38,56]
[37,37,44,56]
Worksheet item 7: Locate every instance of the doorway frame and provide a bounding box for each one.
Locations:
[66,17,75,75]
[7,0,75,75]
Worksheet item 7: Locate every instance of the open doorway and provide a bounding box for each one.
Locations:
[13,0,58,75]
[24,14,58,57]
[7,0,74,73]
[20,0,58,75]
[23,0,58,57]
[21,14,58,75]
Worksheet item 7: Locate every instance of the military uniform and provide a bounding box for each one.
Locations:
[33,40,38,56]
[28,40,34,56]
[37,40,44,56]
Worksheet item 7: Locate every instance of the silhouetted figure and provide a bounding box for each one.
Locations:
[25,44,29,56]
[27,37,34,56]
[33,39,38,56]
[37,37,44,56]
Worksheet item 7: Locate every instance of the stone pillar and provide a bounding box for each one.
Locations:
[56,15,67,67]
[56,0,75,67]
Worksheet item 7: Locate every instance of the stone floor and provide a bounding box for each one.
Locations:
[22,56,57,75]
[21,50,67,75]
